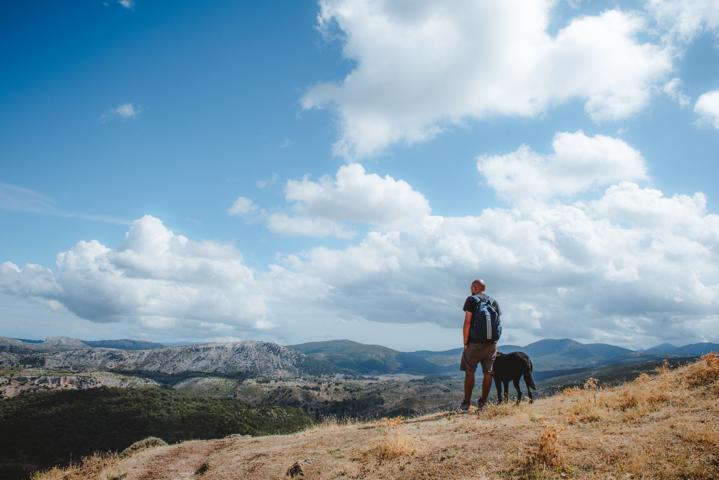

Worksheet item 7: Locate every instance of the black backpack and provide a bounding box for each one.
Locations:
[469,294,501,342]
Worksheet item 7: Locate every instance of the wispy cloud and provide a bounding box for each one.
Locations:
[118,0,134,9]
[0,182,130,226]
[227,196,258,216]
[101,103,140,123]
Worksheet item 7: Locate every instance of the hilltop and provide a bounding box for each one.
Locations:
[35,354,719,480]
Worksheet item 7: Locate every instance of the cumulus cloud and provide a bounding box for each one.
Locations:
[101,103,140,122]
[3,138,719,347]
[477,131,647,205]
[303,0,671,157]
[646,0,719,45]
[267,178,719,346]
[0,216,268,331]
[227,196,258,216]
[694,90,719,128]
[267,163,431,238]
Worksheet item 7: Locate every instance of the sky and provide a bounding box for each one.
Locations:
[1,0,719,351]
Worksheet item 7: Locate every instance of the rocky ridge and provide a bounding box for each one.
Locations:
[1,338,314,379]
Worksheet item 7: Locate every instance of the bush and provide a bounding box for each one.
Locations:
[119,436,168,458]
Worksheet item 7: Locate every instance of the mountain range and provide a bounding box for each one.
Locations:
[3,336,717,378]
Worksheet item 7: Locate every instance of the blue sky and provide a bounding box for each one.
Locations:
[1,0,719,351]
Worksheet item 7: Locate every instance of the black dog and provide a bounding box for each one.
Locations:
[493,351,536,404]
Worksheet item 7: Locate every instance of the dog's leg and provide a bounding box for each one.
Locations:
[494,377,502,404]
[524,375,534,403]
[513,378,522,404]
[502,380,509,403]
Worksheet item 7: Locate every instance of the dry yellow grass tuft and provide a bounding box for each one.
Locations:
[32,452,122,480]
[478,401,518,419]
[371,429,416,461]
[368,415,415,462]
[686,352,719,387]
[507,423,566,479]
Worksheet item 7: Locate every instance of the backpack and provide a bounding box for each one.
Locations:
[469,294,501,342]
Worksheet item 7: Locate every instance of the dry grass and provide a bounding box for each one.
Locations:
[119,437,168,458]
[33,354,719,480]
[31,452,122,480]
[367,415,416,462]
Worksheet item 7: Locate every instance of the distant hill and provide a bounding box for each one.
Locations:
[408,339,635,372]
[644,342,719,357]
[83,339,165,350]
[3,337,161,353]
[3,335,718,379]
[289,340,444,375]
[33,342,322,379]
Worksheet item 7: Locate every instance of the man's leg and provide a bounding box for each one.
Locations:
[463,370,475,405]
[480,372,493,403]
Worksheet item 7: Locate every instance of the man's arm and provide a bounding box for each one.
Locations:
[463,311,472,346]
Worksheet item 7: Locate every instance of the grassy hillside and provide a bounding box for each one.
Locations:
[0,387,312,480]
[34,354,719,479]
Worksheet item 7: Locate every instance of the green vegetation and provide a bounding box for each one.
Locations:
[0,386,312,479]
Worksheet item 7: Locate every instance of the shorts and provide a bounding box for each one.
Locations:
[460,342,497,374]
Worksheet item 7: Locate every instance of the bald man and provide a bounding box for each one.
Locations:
[459,278,502,411]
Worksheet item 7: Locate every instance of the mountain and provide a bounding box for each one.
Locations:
[409,339,635,372]
[517,339,634,370]
[40,342,318,379]
[288,339,444,374]
[3,337,163,352]
[4,335,718,379]
[645,342,719,357]
[83,339,165,350]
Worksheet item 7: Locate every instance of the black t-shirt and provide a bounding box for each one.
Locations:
[463,293,501,316]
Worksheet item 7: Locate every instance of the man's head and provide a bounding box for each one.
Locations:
[470,279,486,294]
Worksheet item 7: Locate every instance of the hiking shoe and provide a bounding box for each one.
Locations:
[457,402,470,412]
[476,398,487,411]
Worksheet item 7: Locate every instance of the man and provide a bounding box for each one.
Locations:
[459,278,501,411]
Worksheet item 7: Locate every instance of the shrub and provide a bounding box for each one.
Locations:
[685,352,719,387]
[119,436,167,458]
[373,430,415,461]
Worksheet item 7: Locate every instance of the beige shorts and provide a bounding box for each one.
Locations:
[460,342,498,374]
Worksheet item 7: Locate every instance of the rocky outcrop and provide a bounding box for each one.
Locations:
[41,341,310,378]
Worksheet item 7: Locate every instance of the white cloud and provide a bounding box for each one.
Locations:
[3,137,719,348]
[646,0,719,45]
[266,163,431,238]
[266,213,355,239]
[227,196,258,216]
[477,131,647,205]
[267,177,719,346]
[118,0,134,9]
[0,216,268,331]
[662,77,690,107]
[694,90,719,128]
[101,103,140,122]
[303,0,671,157]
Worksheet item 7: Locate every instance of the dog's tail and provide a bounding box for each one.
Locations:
[524,359,537,390]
